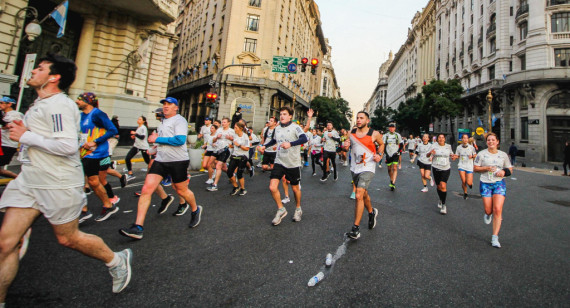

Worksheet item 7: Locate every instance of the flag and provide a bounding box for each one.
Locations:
[492,113,497,127]
[477,117,482,126]
[50,1,68,38]
[423,80,426,86]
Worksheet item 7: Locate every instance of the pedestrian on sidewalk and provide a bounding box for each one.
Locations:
[0,96,24,178]
[508,142,518,166]
[563,140,570,176]
[124,116,150,181]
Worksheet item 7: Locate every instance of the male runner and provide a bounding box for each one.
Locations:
[0,96,23,178]
[345,111,385,239]
[76,92,121,222]
[383,122,403,191]
[320,121,341,182]
[0,54,132,304]
[120,97,202,239]
[207,117,234,191]
[259,117,278,172]
[259,107,307,225]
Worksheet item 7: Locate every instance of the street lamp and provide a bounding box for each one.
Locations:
[486,89,493,133]
[5,6,42,70]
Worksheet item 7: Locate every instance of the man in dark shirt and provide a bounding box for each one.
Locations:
[231,107,242,128]
[508,142,518,166]
[563,140,569,176]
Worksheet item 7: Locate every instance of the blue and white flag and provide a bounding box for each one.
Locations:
[477,117,483,126]
[50,1,68,38]
[492,113,498,127]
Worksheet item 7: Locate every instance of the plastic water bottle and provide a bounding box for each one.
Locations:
[325,253,333,267]
[308,272,324,287]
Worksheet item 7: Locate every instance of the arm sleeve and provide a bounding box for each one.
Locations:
[155,135,186,146]
[19,131,79,156]
[92,110,118,144]
[289,133,308,147]
[135,134,145,140]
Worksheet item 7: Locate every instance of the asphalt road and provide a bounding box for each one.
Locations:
[2,158,569,307]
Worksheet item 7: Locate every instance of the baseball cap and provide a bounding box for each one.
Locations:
[1,96,16,105]
[160,97,178,106]
[205,117,211,121]
[388,122,396,127]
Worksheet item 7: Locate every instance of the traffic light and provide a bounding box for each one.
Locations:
[310,58,319,75]
[301,57,308,72]
[206,92,218,108]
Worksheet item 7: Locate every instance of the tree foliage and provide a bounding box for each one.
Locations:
[370,106,396,131]
[310,96,351,129]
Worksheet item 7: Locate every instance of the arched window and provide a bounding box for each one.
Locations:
[548,92,570,109]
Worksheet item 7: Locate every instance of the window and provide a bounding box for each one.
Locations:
[488,65,495,79]
[520,22,528,40]
[510,6,513,16]
[520,54,526,70]
[510,35,514,45]
[244,38,257,53]
[521,117,528,140]
[509,61,513,72]
[246,15,260,31]
[490,38,496,53]
[322,77,328,96]
[249,0,261,7]
[552,12,570,32]
[555,48,570,66]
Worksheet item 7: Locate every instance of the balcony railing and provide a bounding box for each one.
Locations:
[468,44,473,53]
[478,36,483,46]
[460,50,464,58]
[548,0,570,6]
[516,4,529,19]
[486,23,496,38]
[551,32,570,39]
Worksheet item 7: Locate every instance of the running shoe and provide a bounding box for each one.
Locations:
[346,225,360,239]
[205,178,214,184]
[368,208,378,229]
[249,167,255,177]
[157,195,175,214]
[320,172,329,182]
[79,210,93,224]
[84,187,92,195]
[282,196,291,204]
[239,189,247,196]
[312,172,316,176]
[304,161,309,167]
[463,193,468,200]
[109,196,121,205]
[119,224,144,239]
[120,175,128,188]
[333,173,338,181]
[292,207,303,222]
[188,205,203,228]
[271,208,287,226]
[420,187,428,193]
[230,186,240,196]
[440,204,447,215]
[378,163,382,169]
[350,191,356,199]
[491,235,501,248]
[126,174,136,182]
[134,191,141,197]
[430,176,435,187]
[95,205,119,222]
[161,176,172,187]
[484,213,493,225]
[389,183,395,191]
[18,228,32,260]
[207,184,218,191]
[343,161,348,167]
[109,248,132,293]
[437,201,442,209]
[173,203,189,216]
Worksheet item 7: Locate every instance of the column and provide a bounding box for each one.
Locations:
[70,15,97,94]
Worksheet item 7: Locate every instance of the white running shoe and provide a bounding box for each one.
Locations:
[484,213,493,225]
[420,187,428,193]
[292,208,303,222]
[437,201,442,209]
[272,208,288,226]
[430,176,435,187]
[491,235,501,248]
[205,178,214,184]
[282,196,291,204]
[440,204,447,215]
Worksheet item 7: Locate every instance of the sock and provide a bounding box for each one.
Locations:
[106,252,120,268]
[353,224,360,230]
[436,189,444,202]
[468,184,473,189]
[104,183,114,198]
[441,191,447,204]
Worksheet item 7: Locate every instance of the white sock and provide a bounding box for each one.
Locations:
[106,252,120,268]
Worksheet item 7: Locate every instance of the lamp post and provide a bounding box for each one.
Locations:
[5,6,42,71]
[486,89,493,133]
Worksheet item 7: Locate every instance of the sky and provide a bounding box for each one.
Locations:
[317,0,429,113]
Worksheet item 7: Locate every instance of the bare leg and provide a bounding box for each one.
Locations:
[291,184,301,208]
[172,181,197,212]
[353,188,367,226]
[459,171,467,193]
[269,179,283,209]
[88,175,112,208]
[135,174,162,226]
[0,169,18,179]
[282,177,289,198]
[492,194,505,236]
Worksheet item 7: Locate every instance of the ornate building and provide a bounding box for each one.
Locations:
[168,0,333,132]
[320,39,341,99]
[364,51,392,114]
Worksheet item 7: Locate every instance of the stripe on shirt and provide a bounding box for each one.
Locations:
[52,114,63,132]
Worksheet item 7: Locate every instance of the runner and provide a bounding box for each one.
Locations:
[383,122,403,191]
[320,121,340,182]
[202,124,219,184]
[407,134,417,162]
[119,97,202,239]
[456,133,477,199]
[427,133,457,214]
[76,92,121,223]
[344,111,385,239]
[473,132,513,248]
[259,107,308,225]
[258,116,278,172]
[414,133,435,192]
[124,116,150,181]
[0,96,24,178]
[0,54,132,303]
[309,128,323,176]
[227,121,250,196]
[198,117,213,140]
[207,118,234,191]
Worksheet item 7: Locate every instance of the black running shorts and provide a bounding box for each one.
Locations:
[148,160,189,184]
[262,152,276,165]
[270,164,301,185]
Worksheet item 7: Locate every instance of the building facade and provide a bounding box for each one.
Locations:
[168,0,332,133]
[364,51,392,114]
[386,44,408,109]
[320,39,341,98]
[0,0,178,130]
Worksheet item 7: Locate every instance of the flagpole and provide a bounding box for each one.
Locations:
[38,0,66,24]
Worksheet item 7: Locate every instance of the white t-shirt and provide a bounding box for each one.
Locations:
[415,142,433,165]
[383,132,403,156]
[214,127,235,151]
[155,114,189,162]
[1,110,24,148]
[407,138,417,151]
[304,131,313,147]
[133,125,149,150]
[200,124,211,139]
[274,122,306,168]
[474,149,512,183]
[205,135,217,152]
[455,144,477,172]
[17,93,83,189]
[310,135,323,153]
[232,132,251,157]
[322,129,339,152]
[431,143,453,171]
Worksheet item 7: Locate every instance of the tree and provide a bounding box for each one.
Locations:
[393,94,428,135]
[310,96,351,129]
[370,106,396,131]
[422,79,464,121]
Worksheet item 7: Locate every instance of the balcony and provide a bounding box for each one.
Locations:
[478,36,483,46]
[551,32,570,39]
[460,50,464,58]
[486,23,496,38]
[548,0,570,6]
[468,44,473,53]
[84,0,177,23]
[516,4,529,19]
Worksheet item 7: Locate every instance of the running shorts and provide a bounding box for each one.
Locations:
[417,160,431,170]
[385,153,399,165]
[215,148,231,163]
[270,164,301,185]
[323,151,336,163]
[204,150,214,157]
[432,167,451,185]
[480,180,506,197]
[82,156,111,177]
[0,146,18,166]
[149,160,189,184]
[262,152,276,165]
[351,171,374,190]
[458,168,473,174]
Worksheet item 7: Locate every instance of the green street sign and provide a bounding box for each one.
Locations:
[272,56,298,74]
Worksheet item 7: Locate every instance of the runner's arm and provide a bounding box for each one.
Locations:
[20,132,78,156]
[92,111,118,145]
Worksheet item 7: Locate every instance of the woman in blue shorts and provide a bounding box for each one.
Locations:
[473,132,513,248]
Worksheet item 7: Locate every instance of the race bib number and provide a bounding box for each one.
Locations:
[80,133,88,145]
[436,156,447,165]
[17,144,31,163]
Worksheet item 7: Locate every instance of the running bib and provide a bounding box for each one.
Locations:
[436,156,447,165]
[17,144,30,163]
[461,155,469,163]
[80,133,88,145]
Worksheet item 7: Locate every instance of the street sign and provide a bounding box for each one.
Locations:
[476,127,485,135]
[261,59,271,70]
[272,56,297,74]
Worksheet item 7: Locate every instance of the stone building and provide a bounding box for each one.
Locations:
[0,0,178,131]
[320,39,341,99]
[364,51,392,114]
[168,0,332,133]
